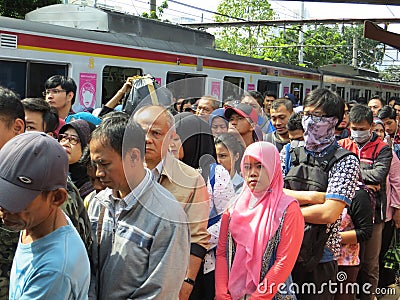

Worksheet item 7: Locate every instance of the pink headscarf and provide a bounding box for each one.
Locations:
[228,142,296,299]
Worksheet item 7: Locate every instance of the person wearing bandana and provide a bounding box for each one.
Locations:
[283,88,360,300]
[339,104,393,300]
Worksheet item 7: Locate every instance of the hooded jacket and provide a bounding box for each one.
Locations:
[339,132,393,223]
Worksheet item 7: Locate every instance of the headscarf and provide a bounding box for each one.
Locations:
[302,115,338,153]
[208,108,228,127]
[174,112,217,180]
[228,142,297,298]
[65,112,101,126]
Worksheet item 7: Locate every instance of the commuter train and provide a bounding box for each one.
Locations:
[0,4,399,112]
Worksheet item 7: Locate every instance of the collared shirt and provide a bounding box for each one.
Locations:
[151,159,164,182]
[109,169,152,220]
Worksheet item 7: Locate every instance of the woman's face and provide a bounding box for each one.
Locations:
[59,128,82,164]
[169,132,184,160]
[215,143,240,177]
[242,156,270,193]
[372,123,385,141]
[211,117,228,137]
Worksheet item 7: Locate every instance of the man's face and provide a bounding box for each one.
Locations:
[394,104,400,123]
[228,112,253,136]
[25,110,45,132]
[288,129,304,141]
[196,99,215,120]
[368,99,383,117]
[270,105,292,136]
[263,96,275,114]
[135,108,172,167]
[241,96,261,115]
[381,117,398,136]
[0,191,55,232]
[337,104,349,131]
[46,85,73,112]
[0,118,23,150]
[90,138,127,191]
[350,120,372,132]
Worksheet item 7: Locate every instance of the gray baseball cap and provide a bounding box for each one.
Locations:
[0,132,68,213]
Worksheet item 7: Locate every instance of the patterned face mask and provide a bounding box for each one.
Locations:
[302,115,338,153]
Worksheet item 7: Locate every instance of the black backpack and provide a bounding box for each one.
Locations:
[284,144,355,271]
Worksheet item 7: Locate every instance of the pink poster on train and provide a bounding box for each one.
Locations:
[247,84,255,91]
[283,87,289,95]
[79,73,97,109]
[211,81,221,99]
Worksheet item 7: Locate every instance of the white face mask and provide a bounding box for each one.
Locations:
[351,129,371,144]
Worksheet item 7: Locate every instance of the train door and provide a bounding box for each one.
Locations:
[166,72,206,99]
[257,80,280,99]
[290,82,303,104]
[0,60,67,98]
[365,89,372,102]
[224,76,245,101]
[336,87,345,99]
[102,66,142,105]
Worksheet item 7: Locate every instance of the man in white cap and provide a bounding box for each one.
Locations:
[0,132,90,300]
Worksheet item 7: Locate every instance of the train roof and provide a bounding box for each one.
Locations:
[0,5,320,75]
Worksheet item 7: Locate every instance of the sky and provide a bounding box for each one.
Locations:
[89,0,400,65]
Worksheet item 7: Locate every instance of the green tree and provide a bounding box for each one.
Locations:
[0,0,61,19]
[214,0,274,58]
[142,0,168,21]
[380,65,400,82]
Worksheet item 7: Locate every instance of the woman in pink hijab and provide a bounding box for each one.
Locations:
[215,142,304,300]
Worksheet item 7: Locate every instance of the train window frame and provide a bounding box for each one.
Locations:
[224,76,245,101]
[257,80,280,101]
[350,88,360,101]
[336,87,345,99]
[101,66,142,105]
[365,89,372,102]
[290,82,303,104]
[166,72,207,100]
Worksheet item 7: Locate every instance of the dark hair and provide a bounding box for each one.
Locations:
[387,96,398,105]
[91,117,128,157]
[45,75,77,105]
[243,91,264,107]
[286,112,304,132]
[180,97,198,112]
[270,98,293,113]
[303,88,344,127]
[21,98,59,133]
[349,104,373,125]
[0,86,25,128]
[214,132,245,173]
[263,91,277,99]
[101,111,130,122]
[377,105,397,121]
[368,95,384,107]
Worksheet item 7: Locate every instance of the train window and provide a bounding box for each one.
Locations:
[224,76,245,101]
[28,63,67,98]
[365,90,372,101]
[350,89,360,101]
[0,60,26,97]
[166,72,206,99]
[290,82,303,104]
[336,87,345,99]
[102,66,142,105]
[257,80,279,100]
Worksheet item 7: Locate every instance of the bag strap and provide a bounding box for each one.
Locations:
[144,76,159,105]
[97,205,106,245]
[209,163,217,192]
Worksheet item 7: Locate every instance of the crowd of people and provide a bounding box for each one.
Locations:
[0,74,399,300]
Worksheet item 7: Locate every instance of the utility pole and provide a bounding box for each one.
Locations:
[298,1,305,65]
[352,26,358,67]
[150,0,157,15]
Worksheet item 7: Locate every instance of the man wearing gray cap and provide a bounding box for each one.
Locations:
[0,132,90,300]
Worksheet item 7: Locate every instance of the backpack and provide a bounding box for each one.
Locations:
[284,144,355,272]
[122,75,172,116]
